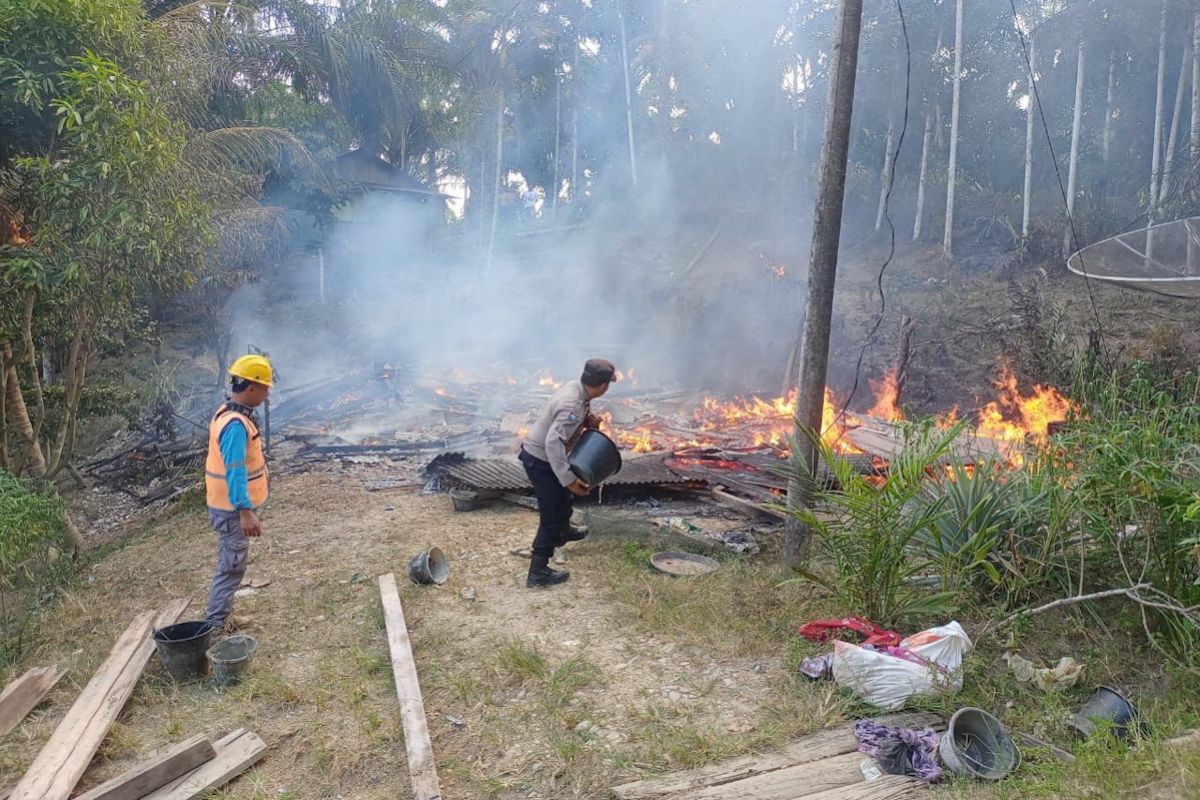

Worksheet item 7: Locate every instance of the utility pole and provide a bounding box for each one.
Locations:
[783,0,865,566]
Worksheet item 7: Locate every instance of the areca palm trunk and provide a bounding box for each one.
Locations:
[913,103,934,241]
[914,30,941,242]
[572,42,579,203]
[1022,36,1036,240]
[486,83,505,271]
[1190,14,1200,272]
[1063,42,1085,258]
[1162,42,1192,204]
[1150,0,1168,263]
[1102,50,1116,164]
[553,64,561,217]
[618,6,637,188]
[942,0,963,257]
[874,47,897,237]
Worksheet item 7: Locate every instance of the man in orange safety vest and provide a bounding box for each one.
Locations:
[203,354,273,631]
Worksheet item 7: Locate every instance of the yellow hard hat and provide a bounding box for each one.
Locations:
[228,354,274,387]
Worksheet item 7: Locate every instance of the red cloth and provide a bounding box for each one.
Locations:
[798,617,902,648]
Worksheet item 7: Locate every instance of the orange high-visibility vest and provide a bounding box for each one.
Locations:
[205,404,269,511]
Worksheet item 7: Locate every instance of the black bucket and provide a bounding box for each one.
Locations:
[568,429,623,486]
[1069,686,1139,740]
[152,621,215,682]
[408,546,450,585]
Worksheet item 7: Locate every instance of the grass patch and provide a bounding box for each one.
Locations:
[592,538,830,658]
[497,637,549,684]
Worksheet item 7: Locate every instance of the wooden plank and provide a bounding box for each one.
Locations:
[670,751,866,800]
[378,573,442,800]
[1014,732,1075,764]
[73,735,216,800]
[10,600,188,800]
[778,775,926,800]
[139,729,266,800]
[710,485,787,520]
[0,667,62,738]
[1167,729,1200,748]
[611,713,942,800]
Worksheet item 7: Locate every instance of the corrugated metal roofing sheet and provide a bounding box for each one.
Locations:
[435,453,693,491]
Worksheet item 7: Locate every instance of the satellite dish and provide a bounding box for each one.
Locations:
[1067,216,1200,298]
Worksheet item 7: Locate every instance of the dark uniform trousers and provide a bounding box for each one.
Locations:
[519,447,573,560]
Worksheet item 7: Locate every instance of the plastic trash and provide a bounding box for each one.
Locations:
[832,621,973,709]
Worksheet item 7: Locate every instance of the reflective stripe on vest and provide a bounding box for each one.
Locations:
[204,405,269,511]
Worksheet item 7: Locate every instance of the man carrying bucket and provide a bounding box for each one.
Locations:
[519,359,617,587]
[203,354,273,631]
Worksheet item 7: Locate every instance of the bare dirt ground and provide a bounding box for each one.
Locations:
[0,472,844,799]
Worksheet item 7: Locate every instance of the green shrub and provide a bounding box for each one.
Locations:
[1044,366,1200,655]
[0,470,70,662]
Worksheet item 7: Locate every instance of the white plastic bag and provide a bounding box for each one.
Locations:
[832,621,973,710]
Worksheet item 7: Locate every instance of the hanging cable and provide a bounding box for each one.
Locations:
[830,0,911,430]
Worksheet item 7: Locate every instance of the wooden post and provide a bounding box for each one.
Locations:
[783,0,865,566]
[894,316,915,404]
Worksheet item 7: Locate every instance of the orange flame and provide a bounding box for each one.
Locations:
[866,369,903,421]
[771,264,786,278]
[976,363,1074,453]
[936,407,960,429]
[537,370,563,389]
[434,387,448,396]
[620,427,657,453]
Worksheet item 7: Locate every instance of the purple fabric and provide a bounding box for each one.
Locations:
[853,719,943,782]
[799,651,834,679]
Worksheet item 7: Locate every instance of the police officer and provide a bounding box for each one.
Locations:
[203,354,273,630]
[518,359,617,587]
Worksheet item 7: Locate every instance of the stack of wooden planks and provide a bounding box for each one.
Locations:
[610,712,944,800]
[3,600,267,800]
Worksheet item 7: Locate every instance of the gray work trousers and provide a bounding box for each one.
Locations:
[205,508,249,626]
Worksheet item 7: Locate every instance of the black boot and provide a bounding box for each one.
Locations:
[527,556,570,587]
[556,524,589,547]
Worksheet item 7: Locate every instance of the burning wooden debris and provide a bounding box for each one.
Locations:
[84,359,1074,508]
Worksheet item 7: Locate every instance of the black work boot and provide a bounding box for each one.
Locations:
[556,524,589,547]
[527,556,570,588]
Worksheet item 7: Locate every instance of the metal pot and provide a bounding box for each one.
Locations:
[568,429,623,486]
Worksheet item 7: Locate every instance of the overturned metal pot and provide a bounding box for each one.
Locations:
[408,546,450,585]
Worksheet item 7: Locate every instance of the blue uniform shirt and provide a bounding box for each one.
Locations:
[218,419,252,510]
